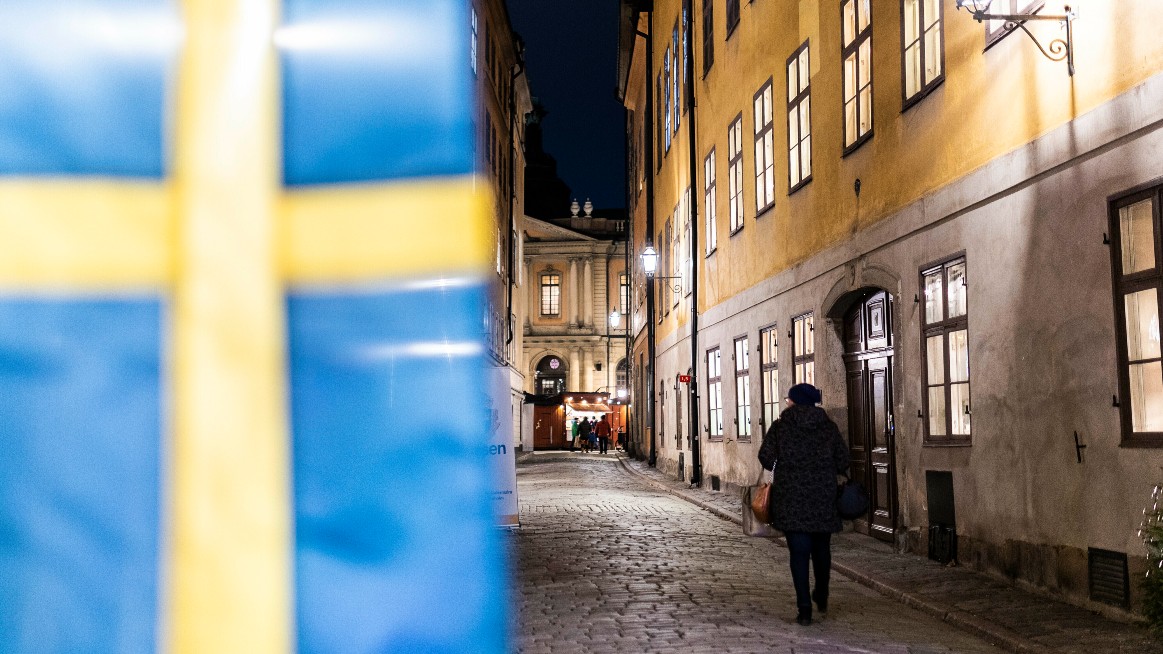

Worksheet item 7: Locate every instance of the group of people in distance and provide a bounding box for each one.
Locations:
[567,415,614,454]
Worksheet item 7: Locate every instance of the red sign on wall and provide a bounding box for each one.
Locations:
[678,375,691,383]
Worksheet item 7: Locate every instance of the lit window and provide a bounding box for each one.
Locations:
[707,347,723,440]
[735,337,752,440]
[792,313,815,384]
[704,148,718,254]
[760,325,780,429]
[902,0,943,104]
[471,8,478,74]
[540,273,561,316]
[987,0,1043,43]
[921,257,970,443]
[753,79,775,214]
[786,42,812,191]
[727,115,744,234]
[841,0,873,150]
[619,273,630,316]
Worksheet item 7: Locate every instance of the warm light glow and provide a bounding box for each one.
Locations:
[609,310,622,328]
[618,389,628,398]
[641,245,659,276]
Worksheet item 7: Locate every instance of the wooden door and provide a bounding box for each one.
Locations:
[843,290,898,542]
[533,405,562,449]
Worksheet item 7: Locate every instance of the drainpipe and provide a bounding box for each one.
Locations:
[505,43,526,351]
[682,0,701,486]
[636,6,657,468]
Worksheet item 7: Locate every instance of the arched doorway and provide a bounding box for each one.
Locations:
[535,354,567,395]
[840,288,899,543]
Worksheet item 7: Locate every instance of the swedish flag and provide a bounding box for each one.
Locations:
[0,1,505,652]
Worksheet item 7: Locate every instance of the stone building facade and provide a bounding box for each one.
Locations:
[618,0,1163,617]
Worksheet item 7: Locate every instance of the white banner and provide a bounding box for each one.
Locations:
[487,365,519,527]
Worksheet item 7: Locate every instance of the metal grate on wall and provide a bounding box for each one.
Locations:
[1088,548,1130,609]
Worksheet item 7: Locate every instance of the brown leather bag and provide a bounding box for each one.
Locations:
[750,481,772,524]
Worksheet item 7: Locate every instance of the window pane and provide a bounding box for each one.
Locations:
[804,315,814,354]
[905,44,920,98]
[924,270,944,323]
[926,335,945,383]
[754,95,763,129]
[928,386,947,436]
[764,85,773,123]
[800,102,810,142]
[948,329,969,383]
[801,134,811,177]
[950,383,971,435]
[803,361,815,384]
[947,261,967,318]
[924,0,940,28]
[787,60,797,101]
[788,108,800,144]
[789,143,800,185]
[924,25,942,83]
[798,49,809,92]
[1130,361,1163,432]
[1125,288,1162,360]
[858,0,870,30]
[843,0,856,45]
[1120,199,1156,275]
[904,0,919,41]
[844,54,857,100]
[859,86,872,135]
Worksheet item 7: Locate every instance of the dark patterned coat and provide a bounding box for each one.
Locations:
[758,405,849,533]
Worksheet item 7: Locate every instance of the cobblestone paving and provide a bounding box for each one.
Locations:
[614,455,1163,654]
[512,456,1007,653]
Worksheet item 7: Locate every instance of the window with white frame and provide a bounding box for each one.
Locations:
[753,79,775,214]
[663,221,672,315]
[735,336,752,441]
[540,273,560,316]
[664,46,672,152]
[728,114,744,234]
[787,41,812,191]
[672,205,681,309]
[842,0,873,150]
[657,73,664,167]
[673,24,681,132]
[704,148,718,254]
[707,347,723,440]
[903,0,943,104]
[792,313,815,384]
[682,188,692,295]
[922,256,970,443]
[760,325,780,429]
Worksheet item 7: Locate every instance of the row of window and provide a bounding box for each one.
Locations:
[671,256,972,447]
[538,271,630,318]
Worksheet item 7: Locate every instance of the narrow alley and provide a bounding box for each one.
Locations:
[514,455,1009,653]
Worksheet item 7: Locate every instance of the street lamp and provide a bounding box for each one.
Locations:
[954,0,1077,76]
[641,245,659,276]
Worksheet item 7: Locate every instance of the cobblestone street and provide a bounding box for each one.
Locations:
[512,456,1007,653]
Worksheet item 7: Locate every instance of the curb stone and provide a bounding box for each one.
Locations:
[612,454,1052,654]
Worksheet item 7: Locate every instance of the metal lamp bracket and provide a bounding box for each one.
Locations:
[956,1,1077,76]
[648,274,683,294]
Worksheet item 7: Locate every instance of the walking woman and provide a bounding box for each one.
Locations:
[758,383,849,626]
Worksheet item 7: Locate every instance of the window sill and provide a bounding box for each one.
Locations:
[922,438,972,447]
[755,202,775,219]
[708,435,725,443]
[902,77,944,113]
[789,176,812,195]
[1120,435,1163,449]
[729,226,744,238]
[842,131,873,158]
[725,21,740,41]
[705,247,717,259]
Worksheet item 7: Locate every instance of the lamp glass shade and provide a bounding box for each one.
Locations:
[641,246,659,275]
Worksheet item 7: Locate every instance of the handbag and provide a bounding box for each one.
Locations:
[743,471,780,538]
[836,473,870,520]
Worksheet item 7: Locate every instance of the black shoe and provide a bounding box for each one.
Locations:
[812,590,827,615]
[795,612,812,626]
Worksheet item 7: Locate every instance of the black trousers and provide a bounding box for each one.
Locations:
[784,531,832,616]
[599,436,609,453]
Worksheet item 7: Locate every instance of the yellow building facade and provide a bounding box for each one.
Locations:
[621,0,1163,615]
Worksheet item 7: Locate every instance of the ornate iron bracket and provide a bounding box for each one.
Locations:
[955,1,1077,76]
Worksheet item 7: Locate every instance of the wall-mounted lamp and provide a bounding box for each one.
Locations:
[609,310,622,328]
[954,1,1077,76]
[640,246,683,293]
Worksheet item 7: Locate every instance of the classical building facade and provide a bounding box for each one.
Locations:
[521,201,630,449]
[475,0,533,449]
[619,0,1163,616]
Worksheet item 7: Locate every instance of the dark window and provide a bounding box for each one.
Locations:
[707,347,723,440]
[673,24,681,131]
[656,72,664,168]
[921,256,971,444]
[1111,186,1163,446]
[841,0,873,152]
[792,313,815,384]
[760,325,780,430]
[902,0,944,106]
[753,79,775,215]
[786,41,812,192]
[702,0,714,74]
[664,46,672,152]
[536,356,566,395]
[726,0,740,37]
[619,273,630,315]
[734,336,752,441]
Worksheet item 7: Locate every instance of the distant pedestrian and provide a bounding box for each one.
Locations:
[579,418,593,453]
[595,415,611,454]
[616,428,626,452]
[758,383,848,626]
[568,418,578,452]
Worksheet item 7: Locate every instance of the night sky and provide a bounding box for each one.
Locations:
[506,0,626,211]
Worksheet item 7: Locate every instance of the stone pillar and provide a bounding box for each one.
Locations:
[583,349,594,393]
[568,258,579,326]
[583,258,593,328]
[526,259,535,326]
[569,349,580,392]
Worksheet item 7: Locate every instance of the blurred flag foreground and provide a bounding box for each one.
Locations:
[0,1,507,652]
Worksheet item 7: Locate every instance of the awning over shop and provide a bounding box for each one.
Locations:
[565,400,612,413]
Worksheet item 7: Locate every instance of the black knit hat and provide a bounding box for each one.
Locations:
[787,383,822,406]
